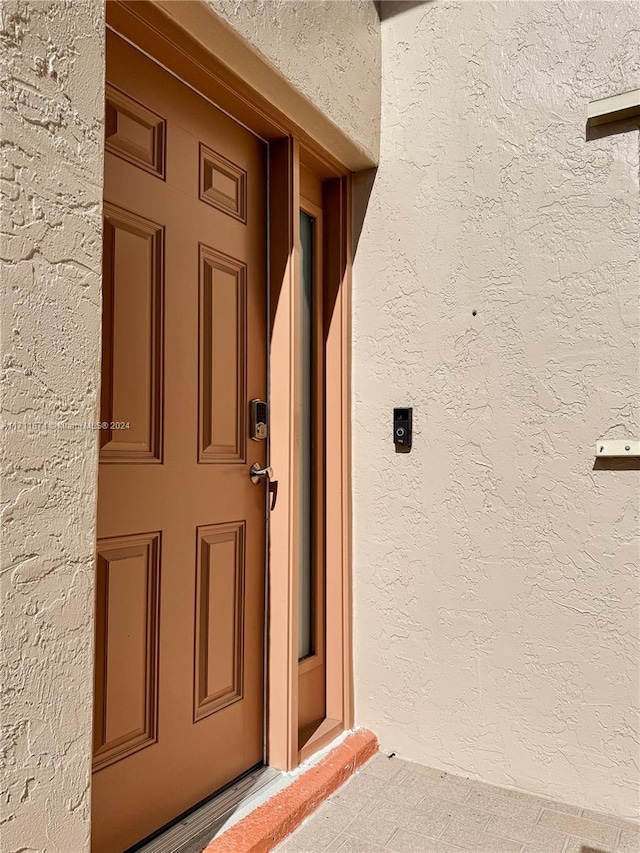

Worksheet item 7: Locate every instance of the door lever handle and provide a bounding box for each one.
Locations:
[250,462,273,485]
[268,479,278,511]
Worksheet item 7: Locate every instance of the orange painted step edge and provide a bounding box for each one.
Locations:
[203,729,378,853]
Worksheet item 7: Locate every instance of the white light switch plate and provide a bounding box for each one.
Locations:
[595,439,640,458]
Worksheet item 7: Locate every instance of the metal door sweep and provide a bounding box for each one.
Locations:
[132,766,281,853]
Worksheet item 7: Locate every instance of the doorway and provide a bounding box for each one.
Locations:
[93,4,354,850]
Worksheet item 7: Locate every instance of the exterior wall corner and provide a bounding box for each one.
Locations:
[0,1,106,849]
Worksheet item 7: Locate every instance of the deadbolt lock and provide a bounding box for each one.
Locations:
[250,399,268,441]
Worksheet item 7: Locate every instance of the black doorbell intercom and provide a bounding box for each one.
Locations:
[393,408,412,450]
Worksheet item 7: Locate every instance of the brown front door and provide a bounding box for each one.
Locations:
[92,30,267,853]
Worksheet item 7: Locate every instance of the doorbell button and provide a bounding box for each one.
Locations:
[393,408,412,449]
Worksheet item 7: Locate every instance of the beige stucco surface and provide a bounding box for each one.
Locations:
[353,0,640,819]
[0,1,105,851]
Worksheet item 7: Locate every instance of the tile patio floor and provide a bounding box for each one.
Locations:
[274,753,639,853]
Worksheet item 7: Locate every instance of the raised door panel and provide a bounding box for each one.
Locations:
[199,142,247,222]
[93,532,160,770]
[101,203,164,462]
[106,84,166,179]
[198,245,246,463]
[194,522,245,721]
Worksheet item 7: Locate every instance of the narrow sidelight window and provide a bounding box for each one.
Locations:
[296,160,329,754]
[298,210,315,661]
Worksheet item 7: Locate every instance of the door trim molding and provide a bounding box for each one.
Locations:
[106,1,371,171]
[105,0,353,776]
[268,136,299,770]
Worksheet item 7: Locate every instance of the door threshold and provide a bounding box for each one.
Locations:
[204,729,377,853]
[132,766,282,853]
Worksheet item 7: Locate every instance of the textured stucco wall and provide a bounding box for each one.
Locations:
[202,0,381,164]
[0,1,105,851]
[353,0,640,818]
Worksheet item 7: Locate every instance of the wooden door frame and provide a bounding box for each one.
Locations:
[105,1,353,775]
